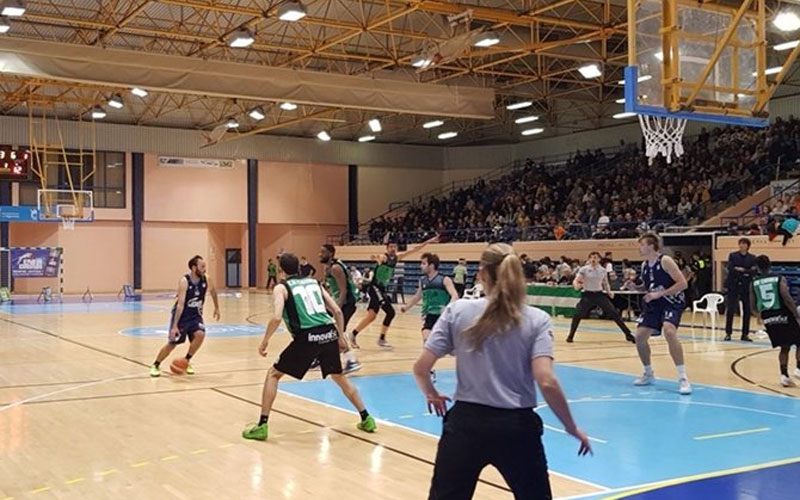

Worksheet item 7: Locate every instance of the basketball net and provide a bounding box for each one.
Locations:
[638,114,687,165]
[61,217,76,231]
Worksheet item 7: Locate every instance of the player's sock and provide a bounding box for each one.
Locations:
[153,361,160,368]
[259,414,269,426]
[781,364,789,377]
[359,409,369,422]
[676,365,687,379]
[352,329,359,337]
[344,350,357,363]
[379,333,386,341]
[644,364,653,375]
[185,353,193,361]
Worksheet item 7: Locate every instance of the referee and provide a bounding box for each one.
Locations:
[567,252,635,343]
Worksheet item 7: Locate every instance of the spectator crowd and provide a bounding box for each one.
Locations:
[365,116,800,245]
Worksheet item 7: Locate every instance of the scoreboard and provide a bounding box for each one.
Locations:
[0,147,31,179]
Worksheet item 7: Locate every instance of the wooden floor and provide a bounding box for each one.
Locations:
[0,290,793,500]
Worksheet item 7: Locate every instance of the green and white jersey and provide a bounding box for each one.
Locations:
[421,273,451,316]
[752,274,784,314]
[325,259,359,305]
[372,253,397,288]
[282,276,334,337]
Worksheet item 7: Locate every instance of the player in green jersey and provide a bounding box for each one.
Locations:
[351,242,401,349]
[320,243,361,374]
[750,255,800,387]
[402,252,458,381]
[243,253,376,441]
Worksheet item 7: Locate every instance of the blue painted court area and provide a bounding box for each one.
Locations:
[0,301,169,315]
[120,323,278,338]
[281,364,800,498]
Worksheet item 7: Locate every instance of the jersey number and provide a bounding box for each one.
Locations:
[293,285,327,315]
[758,283,776,309]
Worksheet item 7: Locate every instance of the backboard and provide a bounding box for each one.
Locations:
[626,0,769,127]
[37,189,94,225]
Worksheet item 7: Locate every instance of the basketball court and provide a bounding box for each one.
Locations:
[0,293,797,499]
[2,0,800,498]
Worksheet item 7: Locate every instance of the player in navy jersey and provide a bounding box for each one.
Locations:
[150,255,220,377]
[633,234,692,395]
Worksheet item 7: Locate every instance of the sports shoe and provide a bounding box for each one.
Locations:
[343,360,362,374]
[625,333,636,343]
[566,335,574,343]
[309,359,321,371]
[781,375,796,387]
[242,422,269,441]
[794,368,800,379]
[149,364,161,378]
[724,334,732,341]
[357,415,377,433]
[679,378,692,395]
[634,372,655,386]
[740,336,753,342]
[377,338,393,349]
[185,364,195,375]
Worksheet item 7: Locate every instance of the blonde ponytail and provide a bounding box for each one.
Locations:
[463,243,527,350]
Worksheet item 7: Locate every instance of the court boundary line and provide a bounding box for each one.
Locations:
[208,387,523,494]
[560,456,800,500]
[730,348,797,397]
[274,387,612,492]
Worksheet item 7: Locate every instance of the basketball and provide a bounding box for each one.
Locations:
[170,358,189,375]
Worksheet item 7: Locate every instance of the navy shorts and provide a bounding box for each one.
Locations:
[169,311,205,345]
[637,300,684,334]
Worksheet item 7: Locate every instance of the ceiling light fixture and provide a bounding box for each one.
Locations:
[437,131,458,140]
[613,112,637,119]
[228,28,255,48]
[358,135,376,142]
[578,64,602,79]
[423,120,444,129]
[521,127,544,136]
[0,0,25,17]
[226,117,240,129]
[278,1,307,22]
[368,119,382,133]
[131,87,148,97]
[774,11,800,32]
[774,40,800,51]
[90,105,107,120]
[248,107,266,121]
[514,115,539,124]
[506,101,533,110]
[107,94,124,109]
[412,56,433,68]
[0,17,10,34]
[473,31,500,48]
[280,101,297,111]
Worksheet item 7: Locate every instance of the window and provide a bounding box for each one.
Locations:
[18,150,126,209]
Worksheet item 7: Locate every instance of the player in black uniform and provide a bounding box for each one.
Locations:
[351,242,400,349]
[320,244,361,373]
[750,255,800,387]
[150,255,220,377]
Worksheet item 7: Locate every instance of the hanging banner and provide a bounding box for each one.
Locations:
[158,157,234,169]
[10,247,62,278]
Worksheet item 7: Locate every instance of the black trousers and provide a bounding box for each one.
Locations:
[266,276,277,289]
[429,402,551,500]
[454,283,466,298]
[568,291,631,337]
[725,284,751,337]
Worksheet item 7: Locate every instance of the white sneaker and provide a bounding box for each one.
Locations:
[634,372,655,386]
[377,338,393,349]
[679,378,692,395]
[794,368,800,379]
[342,360,362,374]
[781,375,796,387]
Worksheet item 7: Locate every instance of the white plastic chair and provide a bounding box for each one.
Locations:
[463,283,484,299]
[692,293,725,339]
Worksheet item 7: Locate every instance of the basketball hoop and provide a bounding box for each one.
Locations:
[61,217,76,231]
[638,114,687,165]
